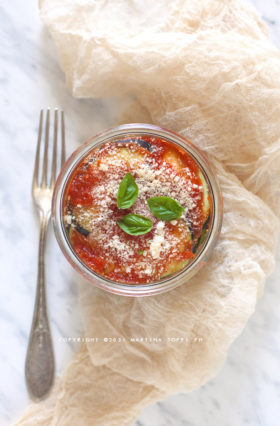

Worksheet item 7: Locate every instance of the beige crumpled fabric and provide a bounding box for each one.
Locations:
[16,0,280,424]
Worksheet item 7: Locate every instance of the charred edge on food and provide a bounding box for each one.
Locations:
[135,139,152,152]
[115,137,152,152]
[76,224,90,237]
[192,214,210,254]
[66,202,90,237]
[184,217,194,241]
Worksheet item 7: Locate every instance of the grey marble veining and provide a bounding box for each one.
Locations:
[0,1,279,425]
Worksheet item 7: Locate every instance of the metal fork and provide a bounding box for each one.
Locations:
[25,108,65,400]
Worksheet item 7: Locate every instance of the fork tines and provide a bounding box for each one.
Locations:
[33,108,66,191]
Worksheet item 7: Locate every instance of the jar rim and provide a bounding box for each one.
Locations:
[52,123,223,297]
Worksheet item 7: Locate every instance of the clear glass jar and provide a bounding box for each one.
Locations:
[52,124,223,297]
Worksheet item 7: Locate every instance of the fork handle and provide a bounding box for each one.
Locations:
[25,213,55,400]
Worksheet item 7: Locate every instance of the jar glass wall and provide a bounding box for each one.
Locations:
[52,124,223,297]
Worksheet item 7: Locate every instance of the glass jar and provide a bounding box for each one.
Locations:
[52,124,223,297]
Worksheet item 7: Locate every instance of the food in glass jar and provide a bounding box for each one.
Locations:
[63,135,212,284]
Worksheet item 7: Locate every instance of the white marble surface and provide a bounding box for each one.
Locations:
[0,1,279,425]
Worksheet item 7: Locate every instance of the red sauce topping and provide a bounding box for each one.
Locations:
[64,135,212,284]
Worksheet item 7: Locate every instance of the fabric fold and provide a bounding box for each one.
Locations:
[15,0,280,424]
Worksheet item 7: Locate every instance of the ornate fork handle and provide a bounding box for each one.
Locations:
[25,212,55,399]
[25,109,65,399]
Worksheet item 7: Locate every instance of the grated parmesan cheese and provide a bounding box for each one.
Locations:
[67,137,205,282]
[150,221,165,259]
[99,163,108,171]
[64,214,72,225]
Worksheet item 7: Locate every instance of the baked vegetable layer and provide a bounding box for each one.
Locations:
[64,136,212,284]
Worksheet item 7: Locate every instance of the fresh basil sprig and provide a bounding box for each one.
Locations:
[117,214,152,236]
[147,196,185,221]
[117,173,138,209]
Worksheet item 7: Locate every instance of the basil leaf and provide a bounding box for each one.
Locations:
[147,196,185,221]
[118,214,153,236]
[117,173,139,209]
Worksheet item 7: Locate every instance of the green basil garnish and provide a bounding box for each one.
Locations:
[117,173,138,209]
[147,196,185,221]
[118,214,153,236]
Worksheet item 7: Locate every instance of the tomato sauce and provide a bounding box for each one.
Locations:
[64,135,212,284]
